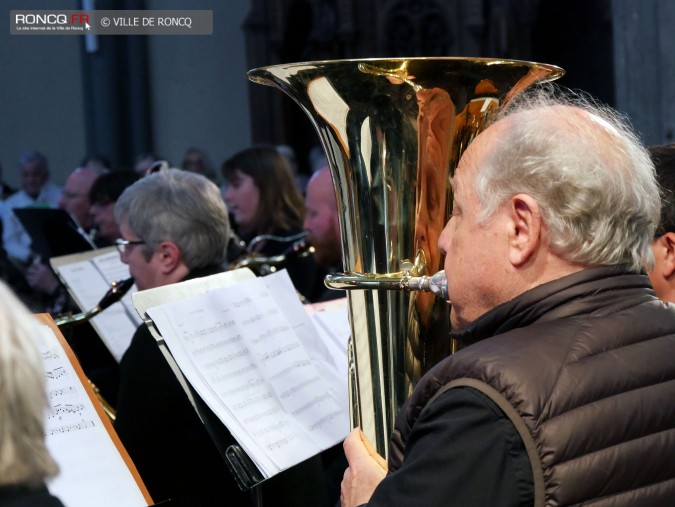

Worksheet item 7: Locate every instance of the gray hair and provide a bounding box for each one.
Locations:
[17,150,48,174]
[473,86,660,272]
[114,168,230,269]
[0,281,59,486]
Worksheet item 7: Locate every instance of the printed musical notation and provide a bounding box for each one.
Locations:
[49,403,86,418]
[36,322,149,507]
[46,366,67,380]
[49,385,76,400]
[41,340,97,438]
[48,420,96,435]
[42,350,61,361]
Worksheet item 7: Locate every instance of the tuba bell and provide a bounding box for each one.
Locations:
[248,58,564,458]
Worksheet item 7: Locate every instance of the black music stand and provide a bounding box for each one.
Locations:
[15,207,95,261]
[130,270,267,501]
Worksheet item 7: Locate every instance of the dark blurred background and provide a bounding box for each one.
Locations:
[1,0,673,185]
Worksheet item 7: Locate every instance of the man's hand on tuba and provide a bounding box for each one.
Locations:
[341,428,387,507]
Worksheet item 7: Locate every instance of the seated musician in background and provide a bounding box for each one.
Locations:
[303,165,345,302]
[25,165,107,305]
[222,145,327,302]
[88,170,140,246]
[647,143,675,302]
[341,89,675,506]
[113,168,330,507]
[0,279,65,507]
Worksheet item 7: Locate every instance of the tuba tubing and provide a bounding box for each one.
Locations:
[325,269,449,301]
[230,236,314,275]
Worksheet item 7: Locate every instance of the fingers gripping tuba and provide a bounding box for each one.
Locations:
[249,58,563,458]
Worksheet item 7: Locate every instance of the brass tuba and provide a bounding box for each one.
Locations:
[248,58,563,458]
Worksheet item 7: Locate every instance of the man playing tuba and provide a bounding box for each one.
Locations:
[341,88,675,507]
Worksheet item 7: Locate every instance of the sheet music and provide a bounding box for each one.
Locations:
[51,248,139,361]
[90,250,142,326]
[147,270,349,479]
[305,297,350,403]
[38,324,148,507]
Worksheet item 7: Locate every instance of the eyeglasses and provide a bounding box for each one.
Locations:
[115,238,145,255]
[145,160,169,176]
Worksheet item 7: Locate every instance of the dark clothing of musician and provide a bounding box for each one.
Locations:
[114,264,330,507]
[0,484,65,507]
[362,267,675,507]
[61,321,119,407]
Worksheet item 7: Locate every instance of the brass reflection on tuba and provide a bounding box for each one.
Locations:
[248,58,564,458]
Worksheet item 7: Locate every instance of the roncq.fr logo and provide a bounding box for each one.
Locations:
[14,13,90,27]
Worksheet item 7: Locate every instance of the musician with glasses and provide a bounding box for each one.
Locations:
[113,167,329,507]
[24,165,107,304]
[341,89,675,507]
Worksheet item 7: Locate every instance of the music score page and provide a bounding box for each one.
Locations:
[147,270,350,479]
[37,318,150,507]
[51,247,141,361]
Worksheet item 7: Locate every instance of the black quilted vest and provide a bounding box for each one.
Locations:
[389,267,675,506]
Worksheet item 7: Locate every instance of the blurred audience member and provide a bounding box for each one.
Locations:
[89,171,140,245]
[0,161,16,237]
[0,161,16,201]
[2,151,61,266]
[222,145,326,301]
[648,143,675,302]
[0,279,65,507]
[181,147,216,182]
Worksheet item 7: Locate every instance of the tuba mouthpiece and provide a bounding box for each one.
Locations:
[324,269,449,301]
[404,270,449,301]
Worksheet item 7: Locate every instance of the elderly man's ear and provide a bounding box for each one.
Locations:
[653,232,675,278]
[507,194,542,267]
